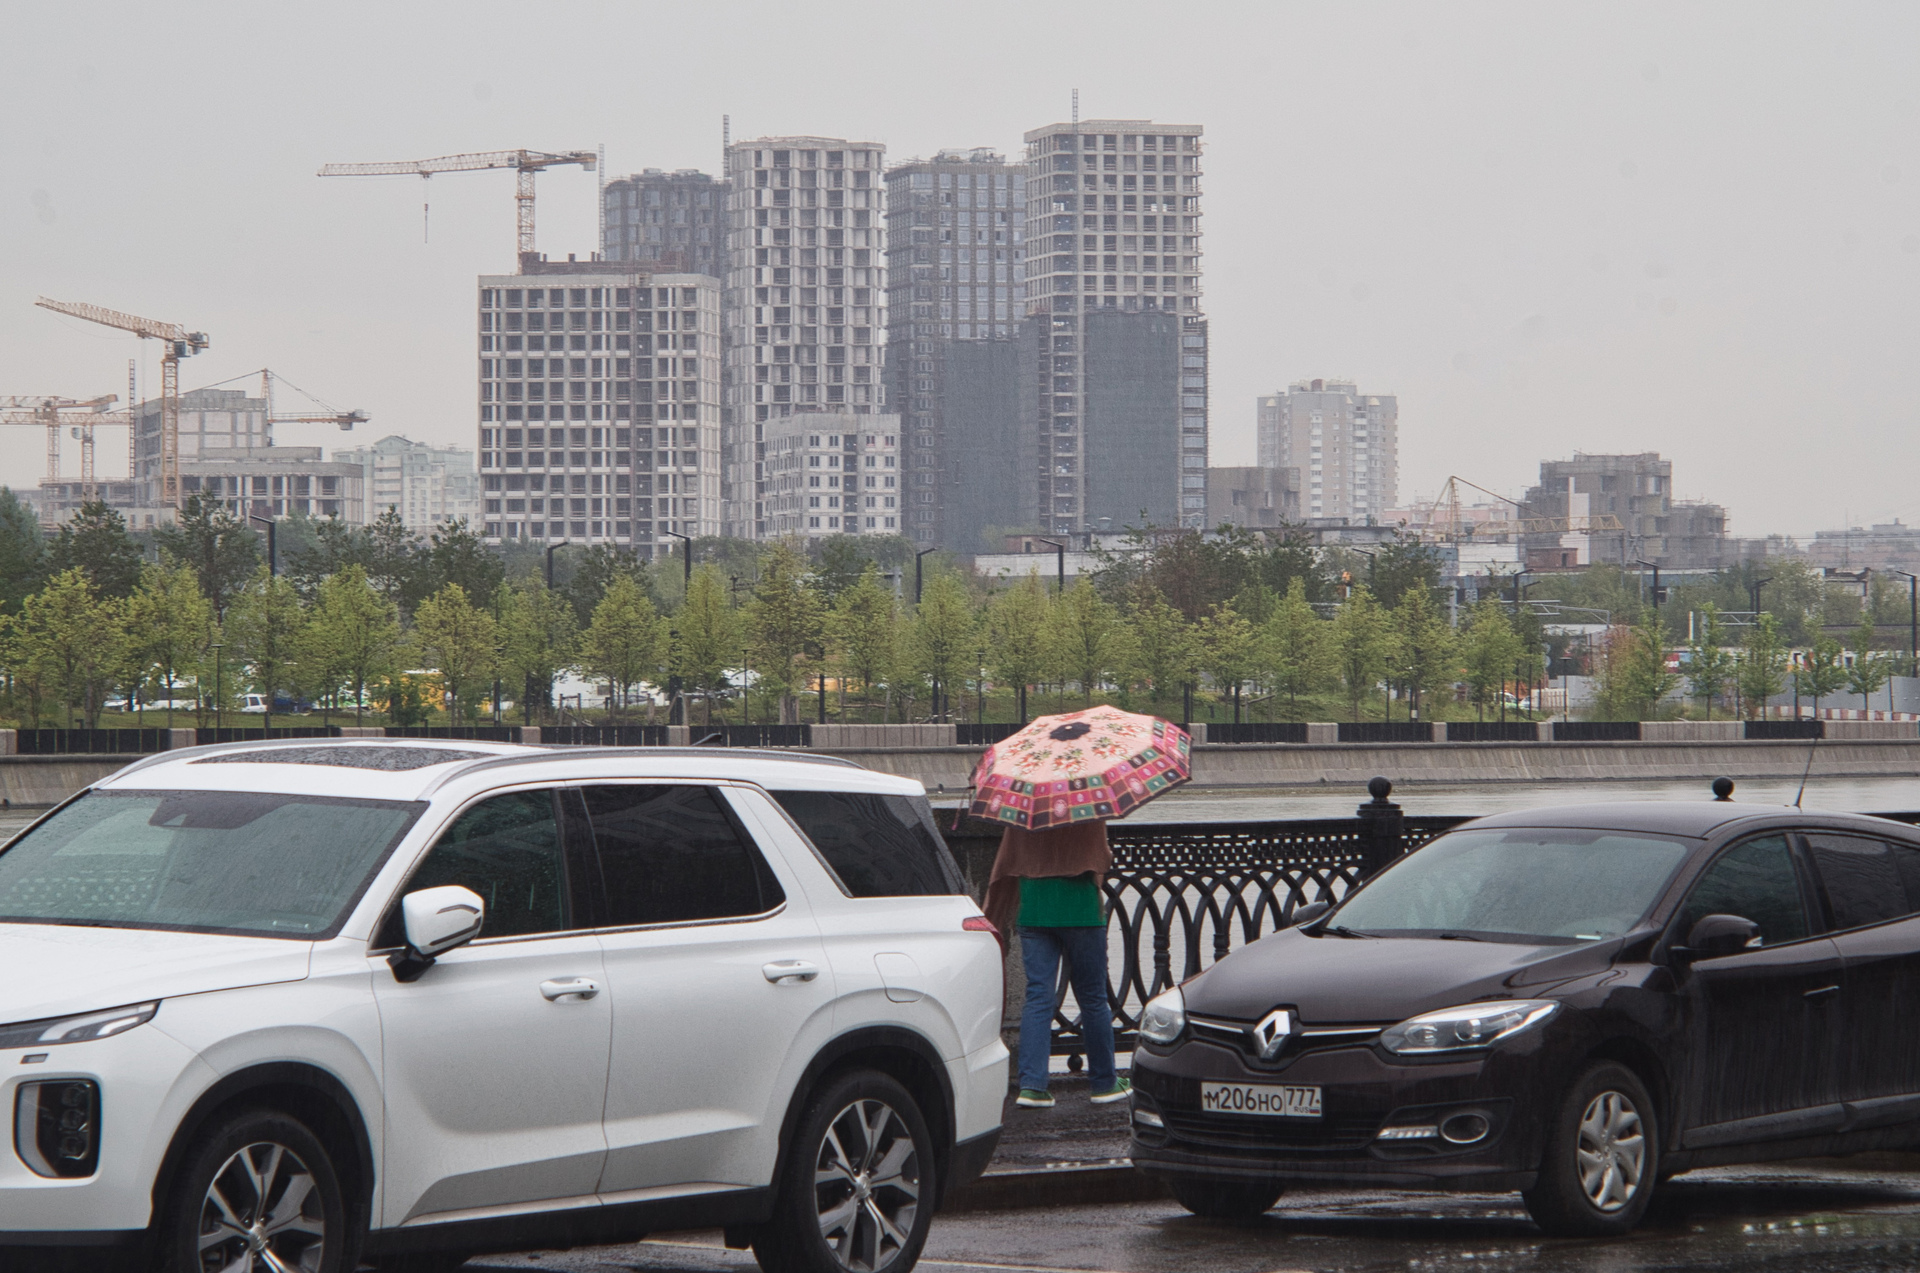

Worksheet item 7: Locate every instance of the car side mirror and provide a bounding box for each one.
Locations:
[388,885,485,983]
[1290,901,1332,928]
[1674,913,1761,962]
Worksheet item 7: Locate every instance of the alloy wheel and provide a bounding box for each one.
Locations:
[1574,1089,1646,1213]
[812,1097,921,1273]
[196,1140,329,1272]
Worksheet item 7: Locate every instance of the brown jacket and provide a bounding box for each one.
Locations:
[983,820,1113,951]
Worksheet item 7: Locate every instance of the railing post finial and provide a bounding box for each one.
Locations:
[1356,776,1405,877]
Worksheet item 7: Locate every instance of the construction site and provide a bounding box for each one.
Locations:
[10,300,369,530]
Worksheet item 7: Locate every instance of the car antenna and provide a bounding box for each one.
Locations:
[1792,724,1822,809]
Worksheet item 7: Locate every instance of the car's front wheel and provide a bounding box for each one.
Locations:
[1167,1174,1283,1219]
[156,1107,350,1272]
[754,1069,936,1273]
[1522,1061,1659,1236]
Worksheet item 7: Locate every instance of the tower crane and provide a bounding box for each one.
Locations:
[260,369,366,432]
[34,299,208,509]
[0,396,129,502]
[318,149,597,263]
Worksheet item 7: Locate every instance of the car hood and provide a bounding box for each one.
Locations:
[1181,926,1618,1023]
[0,923,312,1026]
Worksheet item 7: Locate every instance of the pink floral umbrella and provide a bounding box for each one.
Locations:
[968,706,1191,830]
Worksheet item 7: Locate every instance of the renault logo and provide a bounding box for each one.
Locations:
[1250,1008,1294,1060]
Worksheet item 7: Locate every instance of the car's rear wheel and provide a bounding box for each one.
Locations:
[754,1069,936,1273]
[1167,1174,1283,1219]
[157,1107,350,1272]
[1522,1061,1658,1236]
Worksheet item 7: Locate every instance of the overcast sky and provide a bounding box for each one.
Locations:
[5,1,1915,539]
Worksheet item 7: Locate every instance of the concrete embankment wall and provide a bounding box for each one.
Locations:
[7,737,1919,808]
[819,739,1920,792]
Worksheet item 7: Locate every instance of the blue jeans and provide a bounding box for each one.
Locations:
[1018,925,1116,1093]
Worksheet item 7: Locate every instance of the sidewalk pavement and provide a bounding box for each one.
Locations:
[947,1076,1167,1212]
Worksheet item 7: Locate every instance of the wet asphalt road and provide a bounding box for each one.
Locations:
[460,1158,1920,1273]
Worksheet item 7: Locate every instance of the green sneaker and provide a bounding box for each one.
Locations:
[1015,1089,1055,1108]
[1090,1077,1132,1105]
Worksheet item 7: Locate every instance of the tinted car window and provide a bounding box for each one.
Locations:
[1806,834,1912,930]
[582,785,784,925]
[772,790,966,898]
[1679,835,1808,946]
[382,789,569,943]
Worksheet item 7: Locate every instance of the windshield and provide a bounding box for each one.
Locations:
[1329,827,1692,944]
[0,790,425,938]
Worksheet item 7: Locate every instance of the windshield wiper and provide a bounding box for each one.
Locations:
[1434,932,1485,942]
[1324,924,1375,939]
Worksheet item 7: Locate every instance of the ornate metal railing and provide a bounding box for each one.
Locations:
[1034,810,1472,1059]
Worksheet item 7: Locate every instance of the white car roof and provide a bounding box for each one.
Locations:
[98,739,925,804]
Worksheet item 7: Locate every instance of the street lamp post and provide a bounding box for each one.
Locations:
[914,546,937,605]
[210,643,224,733]
[1894,570,1919,680]
[544,540,570,588]
[1035,538,1067,596]
[247,515,277,578]
[660,531,693,592]
[1749,576,1773,618]
[1633,559,1662,610]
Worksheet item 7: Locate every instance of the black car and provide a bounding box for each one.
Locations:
[1129,796,1920,1235]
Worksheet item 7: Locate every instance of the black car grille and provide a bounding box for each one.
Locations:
[1160,1108,1382,1153]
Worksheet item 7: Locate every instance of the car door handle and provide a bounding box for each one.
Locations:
[540,978,601,1001]
[1803,984,1840,1002]
[763,960,820,985]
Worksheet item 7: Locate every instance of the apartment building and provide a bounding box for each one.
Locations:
[602,169,724,277]
[760,417,903,538]
[1206,465,1299,530]
[1256,380,1398,523]
[475,261,723,551]
[334,435,480,531]
[884,148,1027,551]
[1020,119,1206,535]
[721,136,889,539]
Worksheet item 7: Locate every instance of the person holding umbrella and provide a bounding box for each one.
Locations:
[972,707,1192,1110]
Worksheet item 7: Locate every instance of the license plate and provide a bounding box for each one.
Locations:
[1199,1081,1323,1118]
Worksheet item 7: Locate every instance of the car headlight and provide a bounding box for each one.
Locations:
[1380,1000,1558,1055]
[0,1002,159,1051]
[1138,988,1186,1046]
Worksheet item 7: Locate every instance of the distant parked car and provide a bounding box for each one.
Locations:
[1131,796,1920,1235]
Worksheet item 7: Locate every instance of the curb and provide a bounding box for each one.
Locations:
[945,1160,1169,1213]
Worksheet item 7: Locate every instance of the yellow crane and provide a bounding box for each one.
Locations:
[0,395,130,502]
[317,149,597,261]
[34,299,208,509]
[259,370,366,432]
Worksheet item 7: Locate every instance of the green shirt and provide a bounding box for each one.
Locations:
[1018,872,1105,928]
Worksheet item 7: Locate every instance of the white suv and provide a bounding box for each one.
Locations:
[0,740,1008,1273]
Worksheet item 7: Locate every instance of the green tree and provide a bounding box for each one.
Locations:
[1798,636,1849,718]
[1460,599,1523,720]
[909,570,979,722]
[1196,602,1257,722]
[426,517,506,606]
[1388,584,1457,721]
[155,493,261,618]
[1368,537,1445,610]
[829,564,900,722]
[748,545,824,723]
[1332,584,1392,721]
[1122,583,1197,715]
[580,574,667,719]
[284,516,371,600]
[1046,577,1131,708]
[0,487,47,613]
[1685,603,1736,718]
[1598,614,1679,720]
[1847,616,1891,713]
[411,584,498,723]
[1262,577,1330,718]
[673,565,742,724]
[304,565,401,724]
[497,580,580,724]
[125,561,213,719]
[225,569,308,728]
[11,568,126,727]
[48,501,144,600]
[1735,614,1789,719]
[561,544,651,625]
[362,509,428,613]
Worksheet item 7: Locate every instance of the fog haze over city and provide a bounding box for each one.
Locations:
[4,0,1916,538]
